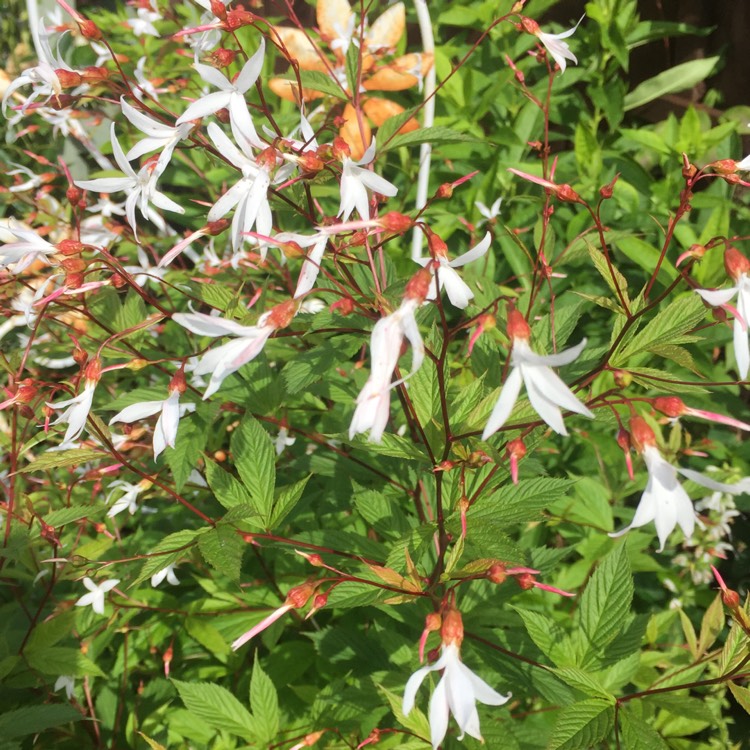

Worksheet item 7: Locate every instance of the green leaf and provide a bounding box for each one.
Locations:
[375,105,418,147]
[578,545,634,659]
[197,525,244,583]
[548,698,614,750]
[619,706,669,749]
[697,593,724,656]
[231,416,275,523]
[381,126,476,152]
[378,683,431,740]
[0,704,81,739]
[587,241,630,308]
[172,679,258,741]
[20,448,105,472]
[294,70,348,100]
[132,529,200,587]
[25,646,104,677]
[350,432,427,461]
[345,42,360,99]
[616,236,677,286]
[206,460,252,510]
[282,336,361,394]
[44,505,98,527]
[269,475,310,529]
[167,410,209,492]
[613,293,706,365]
[25,611,76,651]
[250,655,280,744]
[624,57,720,111]
[470,477,575,526]
[185,617,231,661]
[728,681,750,715]
[551,667,614,702]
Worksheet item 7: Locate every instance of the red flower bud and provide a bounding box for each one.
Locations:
[506,309,531,341]
[629,415,656,452]
[725,247,750,281]
[653,396,685,418]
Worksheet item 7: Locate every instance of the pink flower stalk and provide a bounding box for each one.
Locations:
[653,396,750,432]
[231,582,317,651]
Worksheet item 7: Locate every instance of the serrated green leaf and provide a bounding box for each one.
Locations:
[578,545,634,660]
[282,336,360,394]
[20,448,106,473]
[197,525,244,583]
[167,410,209,491]
[697,593,724,656]
[44,504,98,527]
[548,698,614,750]
[25,646,104,677]
[378,683,430,741]
[470,477,575,526]
[345,41,360,99]
[250,655,279,744]
[551,667,614,701]
[0,704,81,739]
[231,416,275,523]
[269,475,310,528]
[728,681,750,715]
[624,57,720,111]
[381,126,476,152]
[172,679,258,741]
[206,460,252,510]
[185,617,231,662]
[619,706,669,749]
[587,241,629,308]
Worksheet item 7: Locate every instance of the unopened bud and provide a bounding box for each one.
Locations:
[210,0,227,18]
[66,186,82,205]
[653,396,685,418]
[81,66,109,84]
[84,358,102,382]
[211,48,235,68]
[556,184,581,203]
[226,9,256,30]
[379,211,413,233]
[599,174,619,199]
[425,612,442,632]
[206,219,230,236]
[61,257,86,273]
[616,428,630,453]
[435,182,453,199]
[332,136,351,160]
[57,239,85,255]
[487,563,507,584]
[712,159,737,176]
[112,273,127,289]
[266,299,297,329]
[298,152,324,173]
[515,572,535,590]
[426,229,448,258]
[78,18,102,40]
[612,369,632,388]
[55,69,82,88]
[285,581,317,609]
[330,298,354,316]
[722,589,741,609]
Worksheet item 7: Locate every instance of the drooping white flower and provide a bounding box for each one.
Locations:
[173,300,297,399]
[418,232,491,309]
[151,563,180,588]
[530,17,583,74]
[75,577,120,615]
[205,122,278,254]
[610,417,750,552]
[106,479,151,518]
[337,138,398,221]
[483,310,594,439]
[175,40,265,138]
[47,360,102,445]
[695,247,750,379]
[75,124,184,240]
[350,271,430,442]
[109,376,195,458]
[403,609,510,750]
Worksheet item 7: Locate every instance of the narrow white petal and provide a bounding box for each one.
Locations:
[450,232,491,268]
[523,367,568,435]
[357,168,398,197]
[193,62,232,91]
[109,400,163,425]
[676,467,750,495]
[525,364,594,419]
[176,91,231,124]
[482,366,523,439]
[514,337,588,368]
[428,676,450,750]
[235,39,266,92]
[734,297,750,378]
[403,664,435,715]
[173,311,258,337]
[696,287,739,307]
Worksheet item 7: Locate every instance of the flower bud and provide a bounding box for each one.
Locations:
[378,211,413,233]
[330,298,354,316]
[66,186,82,205]
[612,369,632,388]
[206,219,230,236]
[57,239,85,256]
[77,18,102,40]
[226,9,256,30]
[435,182,453,199]
[518,16,540,35]
[61,257,86,274]
[266,299,298,329]
[55,69,82,88]
[211,48,236,68]
[487,563,507,584]
[599,174,619,200]
[285,581,317,609]
[425,229,448,258]
[210,0,228,18]
[722,588,741,609]
[653,396,685,419]
[712,159,737,176]
[332,136,351,161]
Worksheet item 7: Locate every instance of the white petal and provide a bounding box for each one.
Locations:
[75,177,134,194]
[439,266,474,309]
[513,337,588,368]
[525,364,594,419]
[235,39,266,92]
[173,311,258,337]
[403,664,434,716]
[450,232,491,268]
[357,168,398,197]
[734,291,750,378]
[207,121,251,170]
[294,235,328,298]
[109,400,163,424]
[463,664,511,706]
[523,367,568,435]
[482,366,523,439]
[676,467,750,495]
[194,61,232,90]
[695,286,739,307]
[176,90,231,124]
[428,676,450,750]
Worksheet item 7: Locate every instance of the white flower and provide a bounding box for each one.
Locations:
[403,643,510,749]
[338,139,398,221]
[737,154,750,171]
[175,40,265,141]
[54,675,75,700]
[535,18,583,74]
[173,302,295,398]
[75,577,119,615]
[75,124,184,240]
[350,297,424,442]
[120,97,193,174]
[151,563,180,587]
[483,312,593,439]
[109,387,195,458]
[47,378,99,444]
[205,122,276,254]
[610,443,750,552]
[475,197,502,227]
[418,233,491,309]
[106,479,146,518]
[127,1,161,37]
[696,260,750,378]
[0,221,58,274]
[274,426,296,455]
